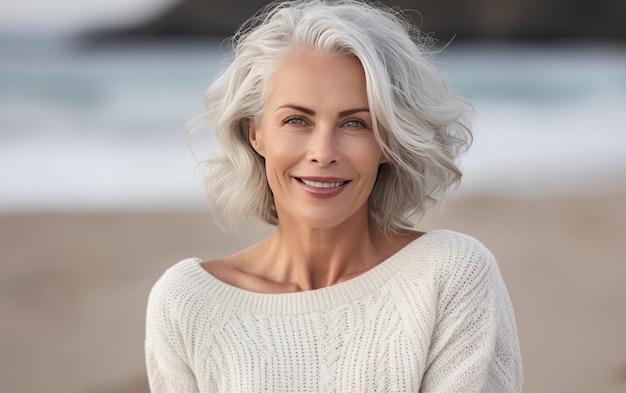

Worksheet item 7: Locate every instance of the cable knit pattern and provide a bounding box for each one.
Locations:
[145,230,522,392]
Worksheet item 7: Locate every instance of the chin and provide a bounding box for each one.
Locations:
[275,199,370,230]
[292,208,365,230]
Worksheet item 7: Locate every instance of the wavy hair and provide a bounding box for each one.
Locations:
[197,0,473,233]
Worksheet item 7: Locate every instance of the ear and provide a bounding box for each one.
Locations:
[248,121,265,157]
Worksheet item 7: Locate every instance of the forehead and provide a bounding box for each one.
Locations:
[264,49,368,108]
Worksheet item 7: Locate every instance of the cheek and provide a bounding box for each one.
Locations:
[351,139,385,170]
[261,134,304,178]
[264,132,305,158]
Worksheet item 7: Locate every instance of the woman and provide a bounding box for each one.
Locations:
[145,1,523,392]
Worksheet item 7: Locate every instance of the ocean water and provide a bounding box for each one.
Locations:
[1,38,625,211]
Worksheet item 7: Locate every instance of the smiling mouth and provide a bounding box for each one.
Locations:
[297,178,348,188]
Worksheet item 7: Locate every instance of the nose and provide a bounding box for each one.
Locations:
[307,125,340,167]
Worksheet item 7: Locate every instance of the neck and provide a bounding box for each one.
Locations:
[258,213,388,291]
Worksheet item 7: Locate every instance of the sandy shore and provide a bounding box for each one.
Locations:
[1,191,625,392]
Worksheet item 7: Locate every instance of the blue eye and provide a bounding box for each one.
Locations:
[344,119,367,128]
[285,117,306,125]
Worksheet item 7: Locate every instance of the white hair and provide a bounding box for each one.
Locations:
[197,0,473,233]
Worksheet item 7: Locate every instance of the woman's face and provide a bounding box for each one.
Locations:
[249,49,386,230]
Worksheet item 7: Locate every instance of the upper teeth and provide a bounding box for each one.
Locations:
[301,179,345,188]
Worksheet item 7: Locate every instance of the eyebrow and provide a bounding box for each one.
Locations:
[276,105,370,117]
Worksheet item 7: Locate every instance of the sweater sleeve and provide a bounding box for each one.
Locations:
[145,269,199,393]
[420,235,523,392]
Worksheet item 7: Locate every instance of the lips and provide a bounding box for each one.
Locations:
[299,179,346,188]
[294,177,350,197]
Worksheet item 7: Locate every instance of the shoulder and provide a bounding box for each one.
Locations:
[148,258,204,304]
[404,231,514,328]
[417,230,496,270]
[397,230,495,270]
[408,230,501,294]
[146,257,218,327]
[384,230,499,297]
[146,258,234,352]
[418,230,493,257]
[418,231,517,324]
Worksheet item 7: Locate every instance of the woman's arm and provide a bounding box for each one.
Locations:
[145,273,199,393]
[420,237,523,392]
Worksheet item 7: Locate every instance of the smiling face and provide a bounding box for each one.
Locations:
[249,49,386,230]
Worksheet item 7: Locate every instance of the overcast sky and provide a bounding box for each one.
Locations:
[0,0,179,35]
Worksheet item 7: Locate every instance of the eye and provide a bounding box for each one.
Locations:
[343,119,369,128]
[284,116,307,126]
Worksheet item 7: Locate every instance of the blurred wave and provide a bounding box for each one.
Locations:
[1,38,625,211]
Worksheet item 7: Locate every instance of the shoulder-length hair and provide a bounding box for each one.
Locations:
[197,0,473,233]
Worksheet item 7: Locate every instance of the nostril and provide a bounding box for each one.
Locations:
[310,157,337,166]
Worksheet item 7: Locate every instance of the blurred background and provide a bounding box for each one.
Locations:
[1,0,625,392]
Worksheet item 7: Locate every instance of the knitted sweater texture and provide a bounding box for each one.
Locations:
[145,230,523,392]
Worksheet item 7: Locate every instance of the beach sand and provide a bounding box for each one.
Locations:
[1,191,625,392]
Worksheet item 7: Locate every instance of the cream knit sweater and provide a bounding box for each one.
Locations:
[145,230,522,392]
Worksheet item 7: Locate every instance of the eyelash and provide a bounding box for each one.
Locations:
[284,116,308,126]
[343,119,368,128]
[283,117,369,129]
